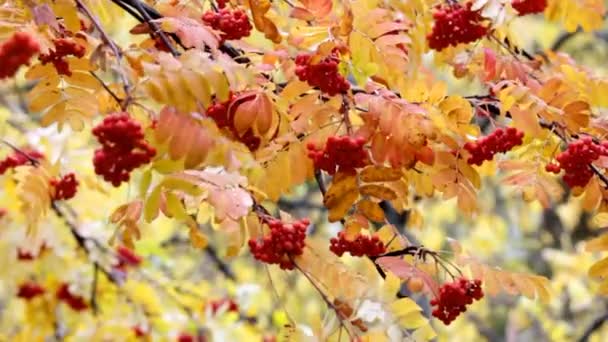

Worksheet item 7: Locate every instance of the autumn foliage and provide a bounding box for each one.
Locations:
[1,0,608,341]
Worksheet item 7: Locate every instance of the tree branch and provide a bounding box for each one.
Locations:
[578,312,608,342]
[75,0,131,108]
[124,0,180,57]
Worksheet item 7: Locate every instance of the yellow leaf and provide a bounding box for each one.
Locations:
[591,213,608,229]
[323,172,358,208]
[165,191,188,220]
[360,165,403,182]
[563,100,590,132]
[248,0,282,43]
[398,311,428,329]
[144,185,162,222]
[356,199,385,222]
[589,257,608,278]
[597,279,608,295]
[511,273,537,300]
[189,226,208,249]
[390,298,422,316]
[586,234,608,252]
[359,184,397,200]
[327,189,358,222]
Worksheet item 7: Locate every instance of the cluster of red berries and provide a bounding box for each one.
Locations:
[306,136,369,175]
[545,137,608,188]
[464,127,524,166]
[17,243,48,261]
[0,32,40,79]
[177,333,206,342]
[0,149,44,174]
[209,298,239,314]
[512,0,547,15]
[114,245,143,272]
[431,278,483,325]
[329,231,386,257]
[56,283,88,311]
[50,172,78,200]
[17,281,46,300]
[39,38,86,76]
[206,95,261,151]
[427,2,488,51]
[17,248,36,261]
[295,50,350,96]
[132,325,148,338]
[248,218,309,270]
[92,113,156,187]
[202,9,252,42]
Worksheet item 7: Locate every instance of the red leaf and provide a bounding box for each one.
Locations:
[290,7,315,21]
[483,48,497,81]
[376,256,440,295]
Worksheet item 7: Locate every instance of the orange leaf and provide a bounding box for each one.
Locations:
[360,165,403,182]
[248,0,282,43]
[324,172,359,222]
[356,199,385,222]
[563,100,590,132]
[290,7,315,21]
[359,184,397,200]
[375,256,439,295]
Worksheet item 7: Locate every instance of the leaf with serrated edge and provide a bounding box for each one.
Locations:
[359,184,397,200]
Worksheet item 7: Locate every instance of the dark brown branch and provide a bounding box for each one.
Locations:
[204,245,236,281]
[89,71,122,106]
[124,0,180,56]
[578,312,608,342]
[160,234,237,281]
[51,202,121,286]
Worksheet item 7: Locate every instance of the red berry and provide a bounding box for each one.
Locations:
[248,218,309,270]
[0,32,39,79]
[92,113,156,187]
[0,148,44,175]
[132,325,147,337]
[56,283,88,311]
[464,127,524,166]
[205,94,261,152]
[306,135,369,174]
[50,172,79,200]
[511,0,547,16]
[209,298,239,314]
[427,2,489,51]
[294,49,350,96]
[17,281,46,300]
[39,38,86,76]
[329,231,386,257]
[430,278,483,325]
[202,9,252,42]
[550,138,608,188]
[115,245,143,270]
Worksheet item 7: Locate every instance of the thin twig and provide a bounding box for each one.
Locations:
[1,140,40,165]
[292,259,356,339]
[578,312,608,342]
[75,0,131,108]
[204,245,237,280]
[127,0,180,56]
[51,202,121,285]
[89,71,122,106]
[109,0,144,22]
[91,262,100,314]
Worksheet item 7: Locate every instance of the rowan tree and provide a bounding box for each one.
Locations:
[1,0,608,341]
